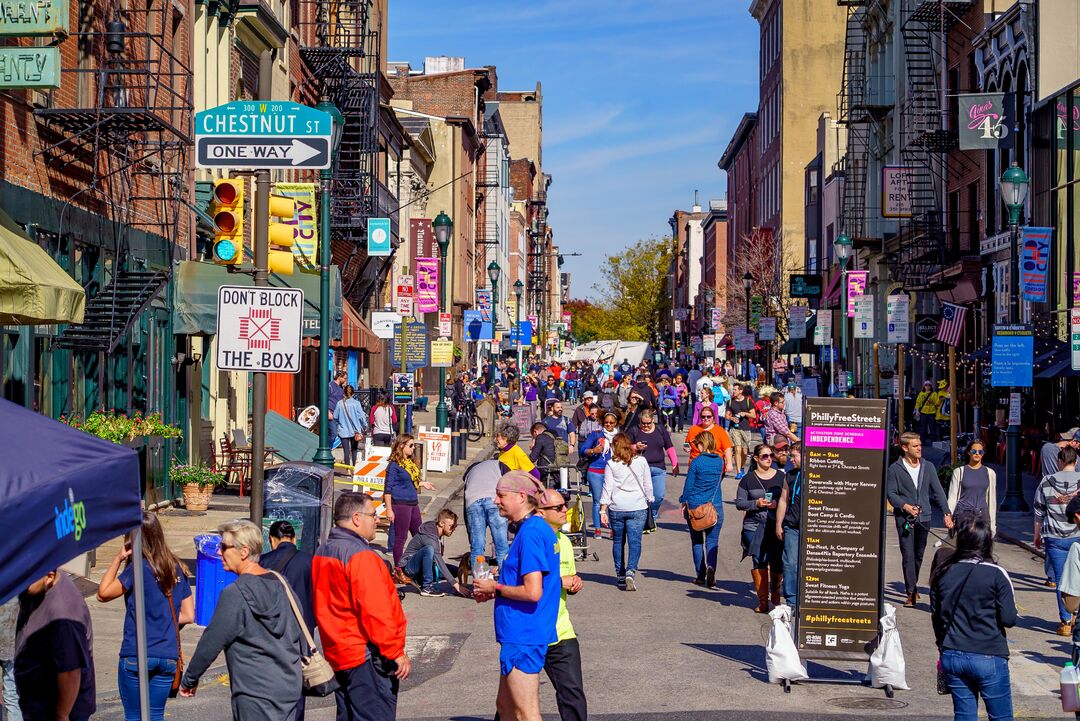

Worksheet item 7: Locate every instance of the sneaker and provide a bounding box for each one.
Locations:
[736,469,745,480]
[643,526,656,535]
[1058,622,1074,637]
[594,528,602,539]
[625,573,637,592]
[420,586,446,597]
[705,567,716,589]
[616,575,626,587]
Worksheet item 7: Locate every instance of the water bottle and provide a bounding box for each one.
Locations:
[473,555,493,581]
[1061,661,1080,712]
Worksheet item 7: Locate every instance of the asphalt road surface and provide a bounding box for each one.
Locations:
[99,427,1070,720]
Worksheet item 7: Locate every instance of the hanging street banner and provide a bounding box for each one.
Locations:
[439,312,452,338]
[749,295,764,331]
[734,328,755,351]
[395,275,414,317]
[691,336,703,353]
[789,306,807,340]
[195,101,334,169]
[273,183,318,270]
[814,310,833,346]
[991,325,1034,387]
[758,317,777,341]
[562,312,572,328]
[528,313,538,327]
[710,307,724,331]
[464,309,493,341]
[797,398,889,660]
[409,218,435,259]
[390,320,429,371]
[1073,272,1080,306]
[845,270,869,318]
[367,217,392,256]
[476,289,493,322]
[1072,309,1080,372]
[430,339,454,368]
[1020,227,1052,303]
[853,295,875,339]
[882,166,913,218]
[886,294,910,344]
[415,257,439,314]
[957,92,1011,150]
[216,286,303,373]
[702,334,716,352]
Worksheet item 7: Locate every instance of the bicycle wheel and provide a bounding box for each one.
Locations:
[467,413,484,442]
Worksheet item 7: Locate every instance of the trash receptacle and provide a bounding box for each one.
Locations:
[264,462,334,553]
[194,533,237,626]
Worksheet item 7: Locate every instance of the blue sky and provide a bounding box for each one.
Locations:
[387,1,760,300]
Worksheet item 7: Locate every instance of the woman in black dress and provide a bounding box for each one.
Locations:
[735,443,786,612]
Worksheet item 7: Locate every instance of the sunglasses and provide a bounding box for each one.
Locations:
[758,453,773,459]
[970,449,985,455]
[700,415,713,419]
[543,503,568,511]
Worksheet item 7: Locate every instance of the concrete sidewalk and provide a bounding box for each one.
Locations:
[86,423,489,708]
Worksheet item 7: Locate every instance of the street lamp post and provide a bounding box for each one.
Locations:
[487,261,501,392]
[742,271,752,376]
[433,211,453,430]
[514,279,524,372]
[834,233,853,397]
[313,97,345,468]
[1000,162,1030,512]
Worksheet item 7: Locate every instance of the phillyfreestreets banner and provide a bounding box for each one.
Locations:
[415,257,439,314]
[797,398,889,660]
[1020,227,1052,303]
[274,183,318,270]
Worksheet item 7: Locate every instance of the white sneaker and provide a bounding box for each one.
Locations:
[625,573,637,592]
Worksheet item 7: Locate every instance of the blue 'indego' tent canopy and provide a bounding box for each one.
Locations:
[0,398,142,604]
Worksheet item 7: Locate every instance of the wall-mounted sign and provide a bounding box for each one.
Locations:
[958,92,1012,150]
[758,317,776,341]
[790,274,823,299]
[367,217,392,256]
[853,295,874,339]
[0,0,69,35]
[882,166,913,218]
[410,218,434,259]
[886,294,910,344]
[914,314,939,344]
[0,46,59,89]
[814,310,832,346]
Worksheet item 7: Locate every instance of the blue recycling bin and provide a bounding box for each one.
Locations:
[194,533,237,626]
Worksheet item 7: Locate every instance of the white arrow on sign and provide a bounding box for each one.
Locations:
[287,139,320,165]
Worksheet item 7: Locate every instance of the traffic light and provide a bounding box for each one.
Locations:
[267,194,296,275]
[211,179,244,265]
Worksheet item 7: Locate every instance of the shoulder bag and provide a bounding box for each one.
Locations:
[687,461,723,532]
[165,587,184,698]
[936,562,979,694]
[628,463,656,532]
[341,400,362,442]
[269,572,340,697]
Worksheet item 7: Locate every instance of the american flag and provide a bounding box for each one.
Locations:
[936,302,967,346]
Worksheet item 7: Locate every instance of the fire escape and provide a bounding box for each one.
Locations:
[527,179,550,326]
[36,2,191,352]
[896,0,972,288]
[297,0,387,311]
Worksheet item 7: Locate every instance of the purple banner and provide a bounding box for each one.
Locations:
[476,289,492,322]
[1020,227,1052,303]
[415,257,439,313]
[846,270,869,318]
[804,426,887,450]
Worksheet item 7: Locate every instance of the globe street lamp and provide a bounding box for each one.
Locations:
[313,96,345,468]
[514,279,524,372]
[487,261,501,392]
[433,210,453,430]
[1000,162,1030,512]
[833,232,853,397]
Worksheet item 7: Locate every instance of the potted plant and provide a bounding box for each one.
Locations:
[172,464,226,511]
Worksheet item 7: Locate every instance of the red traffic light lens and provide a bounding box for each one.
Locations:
[215,210,236,232]
[214,181,238,204]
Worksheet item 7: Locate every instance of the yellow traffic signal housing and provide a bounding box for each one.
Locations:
[267,194,296,275]
[211,179,244,265]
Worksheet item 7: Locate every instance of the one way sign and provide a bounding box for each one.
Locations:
[195,101,334,170]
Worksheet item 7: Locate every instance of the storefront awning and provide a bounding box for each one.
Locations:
[172,260,342,338]
[302,299,382,353]
[823,270,843,308]
[0,209,85,325]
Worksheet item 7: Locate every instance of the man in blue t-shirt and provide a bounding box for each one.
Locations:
[474,471,560,721]
[542,401,577,449]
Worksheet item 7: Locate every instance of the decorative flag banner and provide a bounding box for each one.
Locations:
[789,306,807,340]
[562,311,572,328]
[274,183,318,270]
[815,310,833,346]
[430,339,454,367]
[710,307,724,330]
[846,270,869,317]
[887,294,910,344]
[758,317,777,341]
[936,302,968,346]
[1020,227,1052,303]
[854,295,874,339]
[702,334,716,352]
[1073,272,1080,305]
[439,312,452,338]
[415,257,439,314]
[957,93,1011,150]
[734,328,755,351]
[528,313,538,326]
[410,218,435,259]
[367,217,391,256]
[476,289,493,322]
[749,295,764,330]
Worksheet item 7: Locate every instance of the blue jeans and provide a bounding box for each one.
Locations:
[782,525,800,607]
[465,498,509,566]
[587,469,605,529]
[685,509,722,576]
[609,509,647,577]
[117,656,177,721]
[1,658,21,721]
[940,650,1013,721]
[648,466,666,515]
[403,544,436,587]
[1044,536,1080,622]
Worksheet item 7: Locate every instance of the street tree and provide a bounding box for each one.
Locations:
[722,228,800,343]
[592,237,672,343]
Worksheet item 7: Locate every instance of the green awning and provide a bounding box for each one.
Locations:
[172,260,342,337]
[0,209,85,325]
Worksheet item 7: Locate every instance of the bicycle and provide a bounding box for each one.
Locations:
[453,398,485,442]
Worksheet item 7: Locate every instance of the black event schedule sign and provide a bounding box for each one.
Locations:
[796,398,888,661]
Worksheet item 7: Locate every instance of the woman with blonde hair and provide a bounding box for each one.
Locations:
[385,433,436,567]
[599,433,653,591]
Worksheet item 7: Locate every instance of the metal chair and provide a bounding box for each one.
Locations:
[219,435,250,496]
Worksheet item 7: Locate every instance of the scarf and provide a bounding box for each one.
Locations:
[401,457,421,487]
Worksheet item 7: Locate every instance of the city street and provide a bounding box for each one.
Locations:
[98,430,1070,721]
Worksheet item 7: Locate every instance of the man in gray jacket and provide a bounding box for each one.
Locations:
[885,432,953,608]
[398,509,469,597]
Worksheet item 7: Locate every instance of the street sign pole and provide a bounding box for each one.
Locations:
[250,51,272,526]
[399,309,409,437]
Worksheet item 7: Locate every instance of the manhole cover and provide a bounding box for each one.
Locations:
[827,696,908,710]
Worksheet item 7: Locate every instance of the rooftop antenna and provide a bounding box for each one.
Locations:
[692,189,701,213]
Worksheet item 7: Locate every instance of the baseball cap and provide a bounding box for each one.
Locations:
[771,436,789,449]
[1066,427,1080,442]
[496,470,545,498]
[582,392,596,401]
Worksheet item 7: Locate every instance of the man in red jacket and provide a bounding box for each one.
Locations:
[313,492,410,720]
